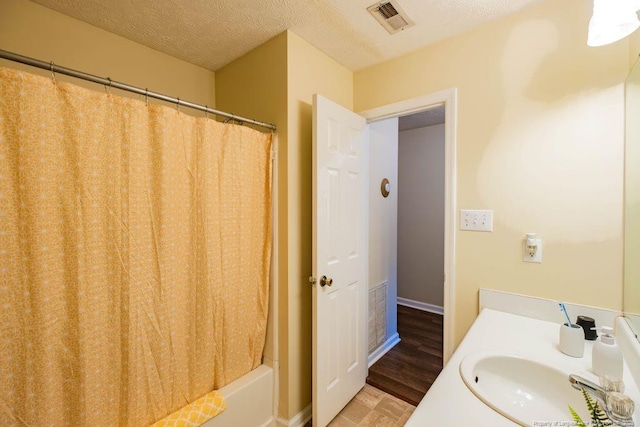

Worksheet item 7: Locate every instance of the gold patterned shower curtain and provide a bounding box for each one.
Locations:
[0,67,272,426]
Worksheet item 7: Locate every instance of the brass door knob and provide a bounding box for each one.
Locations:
[320,276,333,287]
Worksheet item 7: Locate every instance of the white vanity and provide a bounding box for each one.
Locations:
[405,290,640,426]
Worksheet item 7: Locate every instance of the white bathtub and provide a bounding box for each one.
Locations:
[202,365,274,427]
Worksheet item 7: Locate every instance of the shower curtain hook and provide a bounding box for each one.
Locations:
[144,88,149,106]
[49,61,56,84]
[176,97,180,113]
[105,77,112,95]
[204,106,208,119]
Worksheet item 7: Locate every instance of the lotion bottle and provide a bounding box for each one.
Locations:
[592,326,623,380]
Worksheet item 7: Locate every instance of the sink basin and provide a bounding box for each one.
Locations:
[460,352,591,426]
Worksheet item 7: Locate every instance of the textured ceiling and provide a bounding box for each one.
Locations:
[399,106,445,131]
[30,0,543,71]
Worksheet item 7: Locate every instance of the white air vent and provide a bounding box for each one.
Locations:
[368,282,387,352]
[367,0,414,34]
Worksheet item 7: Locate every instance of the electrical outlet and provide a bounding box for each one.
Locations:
[460,209,493,232]
[523,238,543,263]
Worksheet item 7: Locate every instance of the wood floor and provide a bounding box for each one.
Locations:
[366,305,443,406]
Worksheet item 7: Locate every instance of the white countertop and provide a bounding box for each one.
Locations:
[406,308,640,426]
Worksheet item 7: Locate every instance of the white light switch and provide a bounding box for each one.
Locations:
[460,209,493,232]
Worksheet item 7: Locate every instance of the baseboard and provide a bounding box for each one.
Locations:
[368,333,400,367]
[397,297,444,315]
[276,404,312,427]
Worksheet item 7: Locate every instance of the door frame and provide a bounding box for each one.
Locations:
[358,88,457,364]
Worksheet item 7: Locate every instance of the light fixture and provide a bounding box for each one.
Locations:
[380,178,390,198]
[588,0,640,47]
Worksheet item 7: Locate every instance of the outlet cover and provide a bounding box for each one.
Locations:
[523,238,543,263]
[460,209,493,232]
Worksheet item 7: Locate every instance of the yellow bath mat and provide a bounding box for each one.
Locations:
[150,391,226,426]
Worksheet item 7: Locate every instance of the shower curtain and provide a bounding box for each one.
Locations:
[0,67,272,426]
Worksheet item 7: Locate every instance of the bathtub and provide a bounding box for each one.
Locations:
[201,364,274,427]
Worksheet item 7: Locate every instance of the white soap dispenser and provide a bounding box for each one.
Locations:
[592,326,623,380]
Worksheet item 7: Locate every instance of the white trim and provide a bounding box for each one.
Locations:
[358,88,458,365]
[397,297,444,315]
[276,404,312,427]
[443,90,458,365]
[368,333,401,367]
[260,418,276,427]
[359,89,453,123]
[270,141,280,424]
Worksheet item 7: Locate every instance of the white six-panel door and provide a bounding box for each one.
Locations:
[312,94,368,427]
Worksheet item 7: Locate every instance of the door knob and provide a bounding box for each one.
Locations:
[320,276,333,287]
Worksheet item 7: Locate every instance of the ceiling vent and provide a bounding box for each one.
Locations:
[367,0,414,34]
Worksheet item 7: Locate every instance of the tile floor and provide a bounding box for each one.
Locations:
[327,384,416,426]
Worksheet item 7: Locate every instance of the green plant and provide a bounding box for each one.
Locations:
[568,406,587,427]
[569,388,613,427]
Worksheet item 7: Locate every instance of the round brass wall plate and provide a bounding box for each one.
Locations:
[381,178,390,198]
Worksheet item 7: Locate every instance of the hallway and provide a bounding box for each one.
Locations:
[366,305,443,405]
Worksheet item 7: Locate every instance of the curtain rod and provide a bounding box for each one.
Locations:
[0,49,276,131]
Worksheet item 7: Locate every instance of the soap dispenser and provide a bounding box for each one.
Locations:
[592,326,623,380]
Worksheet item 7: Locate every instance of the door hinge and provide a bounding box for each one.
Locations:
[309,276,316,285]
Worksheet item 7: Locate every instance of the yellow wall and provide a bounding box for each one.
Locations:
[216,30,353,420]
[285,31,353,419]
[355,0,629,346]
[0,0,215,107]
[215,31,289,415]
[625,29,640,326]
[629,29,640,67]
[624,59,640,315]
[216,31,353,419]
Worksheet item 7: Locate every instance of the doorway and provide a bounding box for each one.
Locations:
[366,106,446,404]
[359,90,457,405]
[359,89,457,365]
[396,107,446,316]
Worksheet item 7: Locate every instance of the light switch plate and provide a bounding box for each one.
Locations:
[460,209,493,232]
